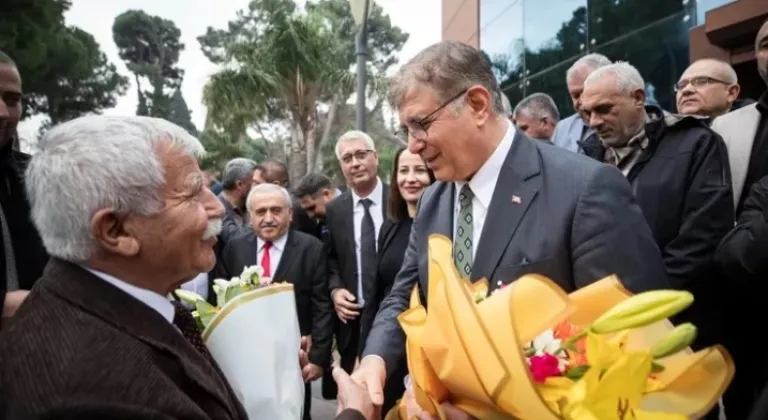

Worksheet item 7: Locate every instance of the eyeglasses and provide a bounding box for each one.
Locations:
[397,88,469,142]
[673,76,729,92]
[340,149,375,164]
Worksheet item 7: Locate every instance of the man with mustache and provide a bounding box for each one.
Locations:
[214,182,334,420]
[0,50,48,329]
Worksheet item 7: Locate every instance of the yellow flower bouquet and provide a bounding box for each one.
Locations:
[386,235,734,420]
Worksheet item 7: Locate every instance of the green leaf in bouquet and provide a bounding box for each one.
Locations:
[174,289,205,306]
[651,362,665,373]
[565,364,591,380]
[224,284,247,304]
[195,300,219,328]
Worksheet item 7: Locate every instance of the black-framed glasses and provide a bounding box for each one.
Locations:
[673,76,729,92]
[340,149,375,164]
[397,88,469,141]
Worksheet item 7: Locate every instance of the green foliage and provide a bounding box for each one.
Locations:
[199,129,268,171]
[113,10,186,121]
[168,88,198,135]
[0,0,128,124]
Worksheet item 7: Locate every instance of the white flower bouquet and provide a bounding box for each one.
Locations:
[176,266,304,420]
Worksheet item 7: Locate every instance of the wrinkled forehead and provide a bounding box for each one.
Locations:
[680,61,721,81]
[395,85,442,124]
[0,63,21,94]
[250,191,289,209]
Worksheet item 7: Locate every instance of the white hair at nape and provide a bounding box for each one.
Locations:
[246,183,293,214]
[334,130,375,159]
[566,53,612,82]
[25,115,205,263]
[583,61,646,95]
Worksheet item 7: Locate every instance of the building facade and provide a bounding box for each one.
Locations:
[442,0,767,116]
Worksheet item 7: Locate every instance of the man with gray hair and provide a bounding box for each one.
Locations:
[215,182,335,420]
[579,63,733,391]
[345,40,669,417]
[0,115,374,420]
[219,157,258,237]
[551,53,612,152]
[513,92,560,141]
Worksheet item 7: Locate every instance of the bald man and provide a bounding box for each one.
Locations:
[676,59,740,118]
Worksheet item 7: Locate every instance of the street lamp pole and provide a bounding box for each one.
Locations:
[351,0,371,132]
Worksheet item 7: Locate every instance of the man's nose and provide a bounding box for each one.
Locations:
[203,187,225,219]
[0,101,9,120]
[408,136,424,154]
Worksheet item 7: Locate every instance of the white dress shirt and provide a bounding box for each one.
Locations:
[454,122,515,259]
[257,233,288,277]
[84,266,175,324]
[180,272,210,302]
[351,177,384,305]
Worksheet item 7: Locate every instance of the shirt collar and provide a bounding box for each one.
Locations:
[456,121,515,210]
[257,232,288,252]
[352,177,384,208]
[83,266,175,324]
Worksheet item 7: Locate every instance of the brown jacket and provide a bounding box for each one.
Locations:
[0,258,248,419]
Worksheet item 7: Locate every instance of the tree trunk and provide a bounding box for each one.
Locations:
[314,98,339,171]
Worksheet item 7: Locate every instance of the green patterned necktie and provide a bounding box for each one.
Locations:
[454,184,474,277]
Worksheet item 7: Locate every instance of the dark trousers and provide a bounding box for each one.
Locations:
[303,382,312,420]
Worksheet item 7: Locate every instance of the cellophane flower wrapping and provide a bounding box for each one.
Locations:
[202,283,304,420]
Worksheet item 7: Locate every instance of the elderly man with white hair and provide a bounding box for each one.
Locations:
[551,53,612,152]
[214,182,335,420]
[579,63,733,397]
[0,115,373,420]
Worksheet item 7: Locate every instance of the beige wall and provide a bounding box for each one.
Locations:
[442,0,480,48]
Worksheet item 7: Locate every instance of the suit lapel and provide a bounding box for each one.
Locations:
[272,231,294,282]
[41,259,238,417]
[339,192,356,264]
[378,219,397,258]
[471,133,540,283]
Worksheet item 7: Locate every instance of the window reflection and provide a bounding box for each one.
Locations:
[588,0,686,48]
[480,0,524,85]
[523,0,587,75]
[502,84,525,116]
[595,11,690,111]
[525,57,579,119]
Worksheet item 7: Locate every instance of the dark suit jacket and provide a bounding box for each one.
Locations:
[325,185,389,353]
[363,131,670,378]
[214,230,334,368]
[0,259,247,419]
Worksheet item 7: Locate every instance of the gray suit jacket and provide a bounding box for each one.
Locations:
[362,132,670,377]
[710,103,760,208]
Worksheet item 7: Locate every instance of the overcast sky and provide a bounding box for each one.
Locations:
[18,0,441,142]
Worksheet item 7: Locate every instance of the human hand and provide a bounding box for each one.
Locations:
[334,367,378,419]
[350,356,387,406]
[302,362,324,382]
[2,290,29,325]
[331,288,361,323]
[299,336,310,369]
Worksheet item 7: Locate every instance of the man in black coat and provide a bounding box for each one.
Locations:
[579,62,733,382]
[252,159,318,237]
[0,50,48,328]
[213,183,334,420]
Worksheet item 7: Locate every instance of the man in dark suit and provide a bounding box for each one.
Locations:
[218,158,258,239]
[295,172,340,240]
[0,115,371,420]
[345,41,669,413]
[0,50,48,329]
[325,131,389,380]
[214,183,334,420]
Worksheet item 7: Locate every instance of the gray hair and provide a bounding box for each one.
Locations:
[335,130,376,159]
[687,58,738,84]
[513,93,560,122]
[25,115,204,262]
[221,158,258,190]
[584,61,646,95]
[501,93,513,116]
[566,53,612,82]
[388,40,504,115]
[246,182,293,214]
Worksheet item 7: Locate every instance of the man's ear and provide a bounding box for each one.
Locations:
[631,88,647,108]
[90,209,140,257]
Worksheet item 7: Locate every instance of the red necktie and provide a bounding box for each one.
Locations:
[261,241,272,277]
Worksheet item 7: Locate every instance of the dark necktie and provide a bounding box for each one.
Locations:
[360,198,377,301]
[171,300,218,367]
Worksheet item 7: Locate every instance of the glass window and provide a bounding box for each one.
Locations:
[522,0,588,76]
[594,11,691,111]
[480,0,525,85]
[525,57,580,120]
[588,0,686,48]
[501,83,525,115]
[695,0,738,26]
